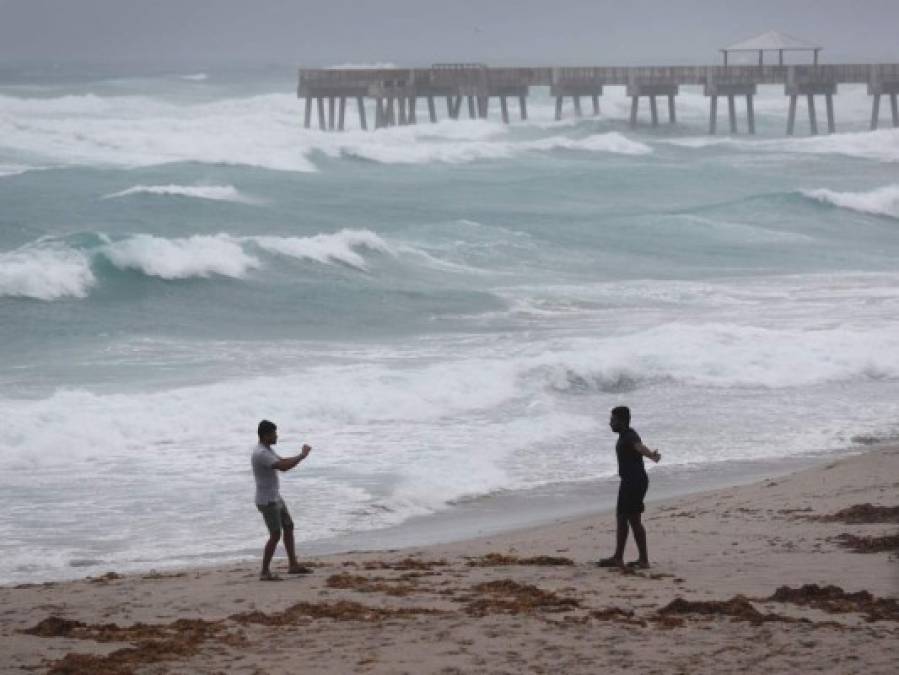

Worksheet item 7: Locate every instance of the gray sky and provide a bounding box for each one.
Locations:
[1,0,897,67]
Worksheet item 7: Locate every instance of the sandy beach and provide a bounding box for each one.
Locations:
[2,445,897,674]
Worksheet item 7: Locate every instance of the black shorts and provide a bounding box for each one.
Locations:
[616,475,649,516]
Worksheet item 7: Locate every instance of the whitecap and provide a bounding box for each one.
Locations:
[100,234,259,280]
[801,184,899,219]
[246,229,394,271]
[0,243,95,300]
[102,184,259,204]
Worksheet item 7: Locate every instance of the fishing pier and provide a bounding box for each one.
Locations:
[297,32,899,135]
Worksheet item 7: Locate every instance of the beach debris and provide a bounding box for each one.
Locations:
[360,557,447,571]
[465,553,575,567]
[832,532,899,553]
[26,615,235,675]
[768,584,899,622]
[231,600,442,625]
[140,570,188,580]
[589,607,647,626]
[462,579,580,616]
[655,596,801,626]
[88,571,123,583]
[808,503,899,524]
[325,573,417,597]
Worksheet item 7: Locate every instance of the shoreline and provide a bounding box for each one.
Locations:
[2,444,896,673]
[0,446,859,588]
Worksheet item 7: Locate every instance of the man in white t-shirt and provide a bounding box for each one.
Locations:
[252,419,312,581]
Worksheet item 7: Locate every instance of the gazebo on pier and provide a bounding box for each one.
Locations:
[721,30,821,67]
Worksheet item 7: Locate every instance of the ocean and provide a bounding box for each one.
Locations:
[1,64,898,584]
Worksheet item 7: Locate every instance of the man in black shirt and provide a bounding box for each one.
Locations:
[597,406,661,569]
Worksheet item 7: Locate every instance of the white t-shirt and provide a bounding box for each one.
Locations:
[251,443,281,505]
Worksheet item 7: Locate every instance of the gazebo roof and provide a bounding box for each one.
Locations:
[723,30,819,52]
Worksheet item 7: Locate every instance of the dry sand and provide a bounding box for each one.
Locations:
[2,446,897,674]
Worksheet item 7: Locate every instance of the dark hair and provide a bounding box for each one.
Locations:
[611,406,631,425]
[257,419,277,438]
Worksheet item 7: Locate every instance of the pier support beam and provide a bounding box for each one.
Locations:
[746,95,755,134]
[408,96,417,124]
[555,96,563,121]
[784,82,837,135]
[626,83,677,128]
[338,97,346,131]
[705,82,755,135]
[317,97,326,131]
[807,94,818,135]
[428,96,437,123]
[467,96,476,119]
[519,95,527,120]
[303,97,312,129]
[787,95,797,135]
[825,94,835,134]
[573,95,583,117]
[727,95,737,133]
[357,97,367,130]
[500,96,509,124]
[868,80,899,129]
[592,94,600,116]
[328,96,336,130]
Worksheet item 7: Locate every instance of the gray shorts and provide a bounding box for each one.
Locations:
[256,499,294,535]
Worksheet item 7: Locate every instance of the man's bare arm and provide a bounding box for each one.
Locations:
[273,445,312,471]
[635,442,661,463]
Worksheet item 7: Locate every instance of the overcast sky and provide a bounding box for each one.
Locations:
[1,0,897,67]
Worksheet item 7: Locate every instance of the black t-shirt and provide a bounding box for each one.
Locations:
[616,427,646,482]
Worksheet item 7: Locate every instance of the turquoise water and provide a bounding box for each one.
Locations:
[2,66,898,583]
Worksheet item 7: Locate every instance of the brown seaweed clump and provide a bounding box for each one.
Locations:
[832,532,899,553]
[24,616,232,675]
[813,503,899,524]
[589,607,647,626]
[463,579,580,617]
[231,600,441,626]
[769,584,899,622]
[466,553,575,567]
[325,573,417,597]
[655,596,799,626]
[361,558,447,571]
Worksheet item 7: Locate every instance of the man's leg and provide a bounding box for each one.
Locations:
[262,531,281,575]
[627,513,649,565]
[614,513,630,561]
[258,502,283,579]
[280,503,312,574]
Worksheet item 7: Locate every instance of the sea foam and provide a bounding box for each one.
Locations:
[102,184,258,204]
[801,184,899,219]
[0,243,95,300]
[100,234,260,280]
[246,229,394,271]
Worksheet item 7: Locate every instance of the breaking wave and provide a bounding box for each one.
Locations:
[246,230,394,271]
[99,234,261,280]
[800,184,899,219]
[0,243,95,300]
[0,229,406,299]
[664,128,899,163]
[102,184,258,203]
